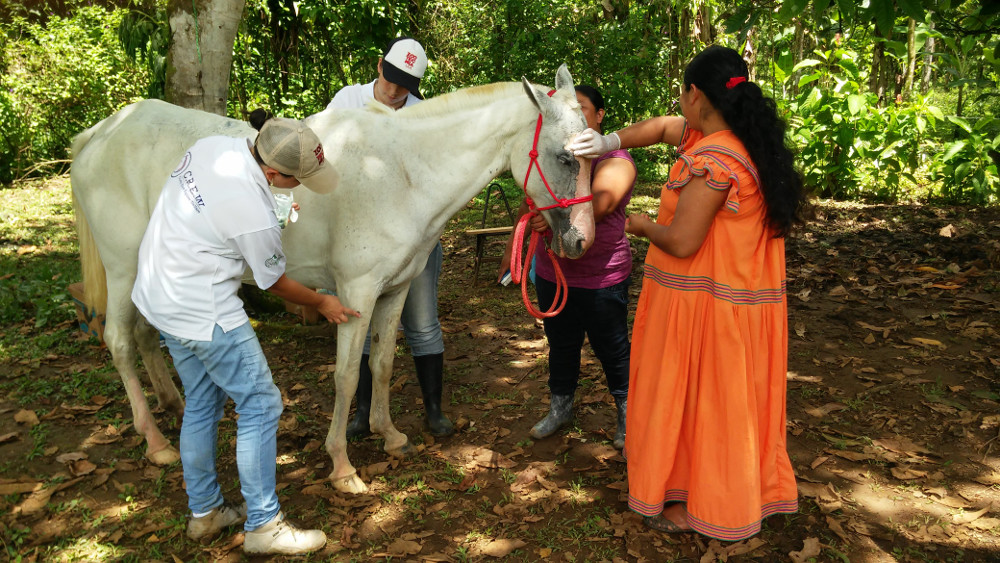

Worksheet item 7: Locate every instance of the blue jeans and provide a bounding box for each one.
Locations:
[534,276,631,399]
[364,241,444,357]
[163,322,283,531]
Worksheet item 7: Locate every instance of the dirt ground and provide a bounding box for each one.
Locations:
[2,191,1000,562]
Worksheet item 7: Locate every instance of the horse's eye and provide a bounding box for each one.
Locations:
[557,152,574,166]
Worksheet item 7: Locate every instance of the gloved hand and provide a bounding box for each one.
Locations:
[568,128,620,158]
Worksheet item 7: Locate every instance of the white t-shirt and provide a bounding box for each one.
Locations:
[326,80,421,110]
[132,136,286,341]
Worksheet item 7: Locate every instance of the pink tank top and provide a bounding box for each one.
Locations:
[534,149,636,289]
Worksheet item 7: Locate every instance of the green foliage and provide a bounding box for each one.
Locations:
[2,0,999,203]
[0,6,149,184]
[785,47,939,200]
[930,115,1000,203]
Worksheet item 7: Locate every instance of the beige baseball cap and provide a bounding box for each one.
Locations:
[255,117,338,194]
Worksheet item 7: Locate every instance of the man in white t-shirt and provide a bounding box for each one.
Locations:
[132,112,360,556]
[326,37,454,439]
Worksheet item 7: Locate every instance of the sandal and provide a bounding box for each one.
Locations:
[643,514,692,534]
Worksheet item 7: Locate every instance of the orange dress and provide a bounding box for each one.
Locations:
[624,125,798,541]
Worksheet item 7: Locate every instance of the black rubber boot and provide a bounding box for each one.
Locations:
[414,353,454,436]
[613,396,627,450]
[530,393,574,439]
[346,354,373,440]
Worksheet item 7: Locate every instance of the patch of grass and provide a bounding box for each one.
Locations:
[0,178,81,333]
[26,423,48,460]
[6,363,120,407]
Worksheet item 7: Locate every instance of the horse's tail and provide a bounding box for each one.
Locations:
[70,127,108,317]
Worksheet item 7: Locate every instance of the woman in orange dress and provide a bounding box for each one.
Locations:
[569,45,807,540]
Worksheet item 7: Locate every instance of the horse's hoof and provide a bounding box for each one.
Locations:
[329,471,368,494]
[386,440,414,458]
[145,445,180,466]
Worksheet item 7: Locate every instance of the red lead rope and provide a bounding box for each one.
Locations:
[511,90,593,319]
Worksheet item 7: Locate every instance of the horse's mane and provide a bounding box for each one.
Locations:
[396,82,524,118]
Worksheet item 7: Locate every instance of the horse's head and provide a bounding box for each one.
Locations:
[517,65,595,259]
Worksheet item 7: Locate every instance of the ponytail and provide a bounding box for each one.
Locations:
[684,46,807,238]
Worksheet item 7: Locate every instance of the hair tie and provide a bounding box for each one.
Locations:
[726,76,746,89]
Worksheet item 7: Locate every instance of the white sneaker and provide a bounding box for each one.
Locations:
[187,500,248,541]
[243,512,327,555]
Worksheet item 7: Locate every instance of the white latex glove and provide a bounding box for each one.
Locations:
[567,128,620,158]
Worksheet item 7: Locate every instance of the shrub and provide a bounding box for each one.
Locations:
[0,6,149,184]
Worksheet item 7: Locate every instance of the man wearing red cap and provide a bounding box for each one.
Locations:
[326,37,454,439]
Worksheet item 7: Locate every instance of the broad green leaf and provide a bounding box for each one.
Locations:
[947,116,972,133]
[928,106,945,120]
[792,59,822,72]
[798,73,822,89]
[869,0,896,36]
[847,94,865,116]
[954,162,971,181]
[777,0,811,22]
[836,0,857,27]
[895,0,925,22]
[941,141,966,162]
[813,0,833,18]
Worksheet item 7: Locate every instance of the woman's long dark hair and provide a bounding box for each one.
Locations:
[684,45,807,237]
[575,85,605,133]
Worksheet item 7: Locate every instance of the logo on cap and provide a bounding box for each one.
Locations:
[313,144,325,164]
[404,52,417,69]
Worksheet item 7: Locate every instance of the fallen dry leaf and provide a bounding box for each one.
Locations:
[14,409,39,426]
[907,337,947,350]
[806,402,846,418]
[385,538,422,556]
[890,466,929,480]
[954,504,992,525]
[68,459,97,477]
[476,538,527,557]
[826,515,850,543]
[789,537,822,563]
[56,451,88,464]
[0,481,41,495]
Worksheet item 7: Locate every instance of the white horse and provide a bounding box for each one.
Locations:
[70,65,594,493]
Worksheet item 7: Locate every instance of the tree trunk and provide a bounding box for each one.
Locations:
[792,19,805,97]
[165,0,245,115]
[921,21,935,93]
[903,18,916,101]
[744,29,757,82]
[870,40,884,104]
[698,3,712,43]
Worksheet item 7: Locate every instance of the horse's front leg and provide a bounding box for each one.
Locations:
[325,312,370,494]
[105,284,180,465]
[369,287,413,457]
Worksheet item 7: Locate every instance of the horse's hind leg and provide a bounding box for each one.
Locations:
[105,286,179,465]
[134,316,184,421]
[368,288,412,458]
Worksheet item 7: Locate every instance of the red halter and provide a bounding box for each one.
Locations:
[510,90,593,319]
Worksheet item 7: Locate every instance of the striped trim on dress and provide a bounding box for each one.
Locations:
[666,141,760,215]
[628,492,799,542]
[644,264,786,305]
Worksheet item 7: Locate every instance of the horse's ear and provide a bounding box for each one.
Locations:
[521,77,551,114]
[554,64,574,95]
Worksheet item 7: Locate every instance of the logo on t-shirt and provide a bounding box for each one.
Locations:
[171,152,193,178]
[179,170,205,212]
[264,253,283,268]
